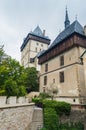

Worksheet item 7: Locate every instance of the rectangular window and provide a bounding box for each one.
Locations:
[59,71,64,83]
[44,76,47,85]
[60,55,64,66]
[53,79,55,83]
[45,63,48,72]
[35,47,37,52]
[30,58,34,63]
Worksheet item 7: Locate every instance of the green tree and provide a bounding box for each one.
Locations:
[25,67,39,92]
[0,46,27,96]
[4,79,19,97]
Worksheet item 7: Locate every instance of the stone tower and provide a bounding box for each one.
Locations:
[20,26,50,71]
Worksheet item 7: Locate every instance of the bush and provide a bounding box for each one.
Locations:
[54,101,71,116]
[44,108,59,130]
[40,128,48,130]
[39,92,50,99]
[32,98,43,107]
[33,99,71,115]
[43,100,71,116]
[59,122,84,130]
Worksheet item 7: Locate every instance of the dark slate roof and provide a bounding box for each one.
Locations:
[30,25,49,39]
[49,20,84,49]
[38,20,85,57]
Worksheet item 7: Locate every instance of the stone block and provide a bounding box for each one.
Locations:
[7,96,17,104]
[0,96,6,105]
[17,97,26,104]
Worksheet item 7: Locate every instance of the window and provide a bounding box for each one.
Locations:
[45,63,48,72]
[44,76,47,85]
[36,43,39,45]
[60,55,64,66]
[30,58,34,63]
[53,79,55,83]
[41,44,43,47]
[59,71,64,83]
[35,47,37,52]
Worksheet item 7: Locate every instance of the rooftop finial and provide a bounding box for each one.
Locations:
[75,15,77,20]
[64,6,70,29]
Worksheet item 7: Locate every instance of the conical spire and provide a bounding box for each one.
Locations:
[64,7,70,29]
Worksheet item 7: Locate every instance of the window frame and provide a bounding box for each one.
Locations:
[45,63,48,72]
[60,55,64,66]
[59,71,64,83]
[44,76,47,85]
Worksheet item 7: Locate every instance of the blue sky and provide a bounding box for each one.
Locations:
[0,0,86,61]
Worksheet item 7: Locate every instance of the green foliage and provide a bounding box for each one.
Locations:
[0,90,6,96]
[18,85,26,97]
[0,47,27,96]
[59,122,84,130]
[25,67,39,92]
[4,79,19,97]
[43,100,71,116]
[39,92,50,99]
[40,128,48,130]
[4,79,26,97]
[54,101,71,116]
[32,98,43,107]
[44,108,59,130]
[33,98,71,115]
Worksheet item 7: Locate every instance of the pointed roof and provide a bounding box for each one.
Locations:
[64,7,70,28]
[31,25,43,37]
[20,26,50,51]
[30,25,49,39]
[38,20,85,57]
[49,20,84,49]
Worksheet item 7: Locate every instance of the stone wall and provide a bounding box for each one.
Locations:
[0,103,34,130]
[60,109,86,129]
[0,96,43,130]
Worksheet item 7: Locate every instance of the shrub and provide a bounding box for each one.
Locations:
[40,128,48,130]
[59,122,84,130]
[54,101,71,116]
[43,100,71,116]
[39,92,50,99]
[32,98,43,107]
[44,108,59,130]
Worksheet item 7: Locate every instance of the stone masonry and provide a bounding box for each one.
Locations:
[0,96,43,130]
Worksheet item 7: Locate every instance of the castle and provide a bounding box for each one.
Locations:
[38,9,86,104]
[21,9,86,104]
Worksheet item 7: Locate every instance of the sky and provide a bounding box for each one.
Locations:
[0,0,86,62]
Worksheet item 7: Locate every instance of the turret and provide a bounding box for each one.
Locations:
[64,7,70,29]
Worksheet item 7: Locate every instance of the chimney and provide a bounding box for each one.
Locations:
[84,25,86,35]
[43,30,45,36]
